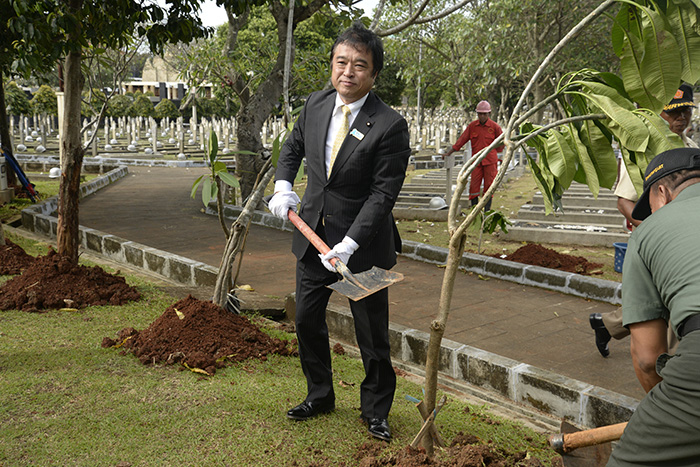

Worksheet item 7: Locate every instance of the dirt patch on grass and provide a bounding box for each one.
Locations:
[0,238,35,275]
[103,295,297,375]
[346,434,548,466]
[499,243,602,275]
[0,248,141,312]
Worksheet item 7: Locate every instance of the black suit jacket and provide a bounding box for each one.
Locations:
[276,89,411,272]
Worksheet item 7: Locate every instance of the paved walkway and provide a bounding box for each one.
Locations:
[77,166,644,401]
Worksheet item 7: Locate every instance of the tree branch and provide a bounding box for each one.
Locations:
[376,0,476,36]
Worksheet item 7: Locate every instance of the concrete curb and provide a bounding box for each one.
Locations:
[19,167,636,427]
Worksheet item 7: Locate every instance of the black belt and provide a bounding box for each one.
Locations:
[678,314,700,339]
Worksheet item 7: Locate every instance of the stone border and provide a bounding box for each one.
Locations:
[209,204,623,305]
[18,167,636,427]
[327,304,637,427]
[13,154,209,173]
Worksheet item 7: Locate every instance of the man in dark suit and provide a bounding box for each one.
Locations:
[268,22,410,441]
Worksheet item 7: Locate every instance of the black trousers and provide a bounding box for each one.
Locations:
[294,249,396,419]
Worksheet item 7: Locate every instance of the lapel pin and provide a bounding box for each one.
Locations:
[350,128,365,141]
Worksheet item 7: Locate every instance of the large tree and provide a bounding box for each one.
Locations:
[7,0,208,263]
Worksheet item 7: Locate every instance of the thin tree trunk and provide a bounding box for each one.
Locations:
[57,47,85,264]
[213,160,275,306]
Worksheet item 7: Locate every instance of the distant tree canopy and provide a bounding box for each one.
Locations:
[107,94,134,118]
[132,93,155,117]
[374,59,406,106]
[31,85,58,116]
[4,81,32,116]
[384,0,619,116]
[154,98,180,119]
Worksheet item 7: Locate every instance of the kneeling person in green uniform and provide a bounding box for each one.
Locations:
[608,147,700,466]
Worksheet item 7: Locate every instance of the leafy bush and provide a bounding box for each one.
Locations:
[30,85,58,116]
[132,93,155,117]
[154,99,180,119]
[4,81,32,116]
[107,94,134,118]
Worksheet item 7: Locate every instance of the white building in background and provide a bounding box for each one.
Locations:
[121,55,213,104]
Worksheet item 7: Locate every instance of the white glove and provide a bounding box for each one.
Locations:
[319,237,359,272]
[268,190,301,219]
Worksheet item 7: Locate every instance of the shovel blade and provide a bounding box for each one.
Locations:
[327,266,404,301]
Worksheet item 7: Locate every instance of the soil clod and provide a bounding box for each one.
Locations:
[499,243,603,275]
[103,295,296,374]
[0,248,141,312]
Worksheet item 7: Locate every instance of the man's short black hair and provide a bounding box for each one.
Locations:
[655,168,700,192]
[331,21,383,77]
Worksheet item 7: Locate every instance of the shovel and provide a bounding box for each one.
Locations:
[287,209,404,301]
[548,421,627,466]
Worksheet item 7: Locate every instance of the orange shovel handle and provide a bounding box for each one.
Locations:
[287,209,335,264]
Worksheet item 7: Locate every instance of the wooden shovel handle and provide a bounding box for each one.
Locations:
[549,422,627,453]
[287,210,331,256]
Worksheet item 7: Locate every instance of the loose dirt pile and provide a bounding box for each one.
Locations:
[0,248,141,312]
[344,433,548,466]
[102,295,296,375]
[500,243,602,275]
[0,238,36,275]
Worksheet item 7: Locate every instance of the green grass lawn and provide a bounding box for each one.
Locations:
[0,234,562,466]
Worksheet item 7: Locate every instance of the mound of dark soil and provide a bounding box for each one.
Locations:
[500,243,602,275]
[103,295,297,374]
[0,248,141,312]
[346,433,548,466]
[0,238,36,275]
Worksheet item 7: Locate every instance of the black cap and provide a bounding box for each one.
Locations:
[632,147,700,221]
[663,84,695,111]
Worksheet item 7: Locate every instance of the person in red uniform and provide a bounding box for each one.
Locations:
[444,100,504,211]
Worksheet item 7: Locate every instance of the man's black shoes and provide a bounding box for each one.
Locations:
[286,400,335,421]
[363,417,391,442]
[589,313,611,358]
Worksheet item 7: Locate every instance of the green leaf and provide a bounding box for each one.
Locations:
[566,125,600,197]
[207,130,218,164]
[525,152,556,215]
[579,119,618,190]
[571,82,649,152]
[620,148,645,197]
[213,161,227,173]
[217,171,239,188]
[190,175,204,199]
[633,108,684,156]
[614,1,683,112]
[201,177,217,206]
[546,129,578,191]
[666,1,700,83]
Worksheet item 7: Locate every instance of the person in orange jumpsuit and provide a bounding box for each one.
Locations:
[444,100,504,211]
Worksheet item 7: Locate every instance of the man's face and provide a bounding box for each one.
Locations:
[661,107,693,136]
[331,42,376,104]
[477,112,490,124]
